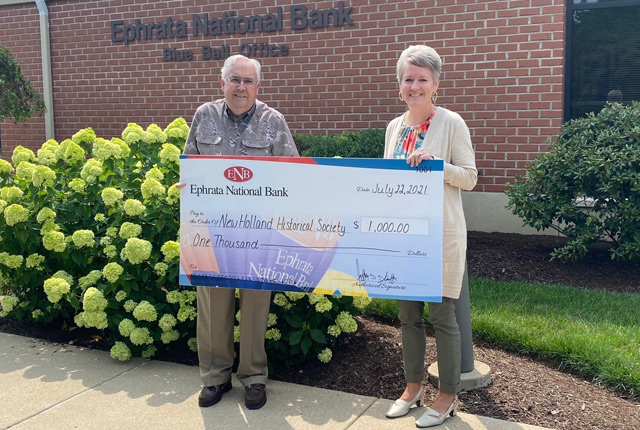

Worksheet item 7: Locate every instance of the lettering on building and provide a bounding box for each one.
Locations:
[109,2,354,60]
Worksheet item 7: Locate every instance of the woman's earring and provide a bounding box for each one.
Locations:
[432,92,438,103]
[399,92,404,102]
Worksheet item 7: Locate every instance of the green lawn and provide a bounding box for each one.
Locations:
[365,278,640,398]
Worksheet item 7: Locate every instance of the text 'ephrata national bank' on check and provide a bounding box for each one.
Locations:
[179,156,444,302]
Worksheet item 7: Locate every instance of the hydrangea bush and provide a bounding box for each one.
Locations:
[266,292,369,368]
[0,121,369,367]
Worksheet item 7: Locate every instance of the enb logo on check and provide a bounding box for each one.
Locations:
[224,166,253,182]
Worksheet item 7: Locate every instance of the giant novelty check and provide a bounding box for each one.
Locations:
[179,156,444,302]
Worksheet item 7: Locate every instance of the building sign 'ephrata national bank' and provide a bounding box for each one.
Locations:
[110,2,354,61]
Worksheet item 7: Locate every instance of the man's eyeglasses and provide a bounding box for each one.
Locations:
[226,77,258,87]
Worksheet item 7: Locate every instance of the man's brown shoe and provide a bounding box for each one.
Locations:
[245,383,267,410]
[198,381,232,407]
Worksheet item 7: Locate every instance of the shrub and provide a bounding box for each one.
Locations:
[263,293,370,370]
[506,102,640,262]
[0,120,190,360]
[0,44,46,123]
[0,121,369,367]
[295,128,385,158]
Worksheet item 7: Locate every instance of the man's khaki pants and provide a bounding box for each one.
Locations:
[197,286,271,388]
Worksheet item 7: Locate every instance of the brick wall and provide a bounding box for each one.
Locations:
[0,0,565,193]
[0,2,46,157]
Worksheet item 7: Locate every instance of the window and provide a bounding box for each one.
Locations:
[565,0,640,120]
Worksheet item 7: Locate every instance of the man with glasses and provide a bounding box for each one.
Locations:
[183,54,299,410]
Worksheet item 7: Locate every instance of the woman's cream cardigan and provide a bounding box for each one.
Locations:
[384,107,478,299]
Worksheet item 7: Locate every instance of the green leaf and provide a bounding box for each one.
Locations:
[71,252,83,265]
[104,283,116,296]
[309,311,323,326]
[99,170,115,182]
[285,314,303,328]
[67,295,80,311]
[14,227,28,244]
[309,329,326,344]
[301,337,312,355]
[289,330,303,345]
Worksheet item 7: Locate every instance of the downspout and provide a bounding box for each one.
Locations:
[34,0,55,140]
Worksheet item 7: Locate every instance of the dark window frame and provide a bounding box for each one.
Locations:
[564,0,640,121]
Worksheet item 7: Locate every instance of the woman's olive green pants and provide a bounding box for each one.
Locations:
[397,298,461,394]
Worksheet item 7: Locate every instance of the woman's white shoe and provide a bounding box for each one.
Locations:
[415,396,458,428]
[385,387,425,418]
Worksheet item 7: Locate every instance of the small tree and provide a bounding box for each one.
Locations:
[0,45,46,123]
[0,44,47,152]
[506,101,640,262]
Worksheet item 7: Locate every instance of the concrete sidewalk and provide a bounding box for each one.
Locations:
[0,332,552,430]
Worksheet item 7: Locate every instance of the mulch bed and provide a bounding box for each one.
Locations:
[271,316,640,430]
[466,231,640,294]
[1,231,639,429]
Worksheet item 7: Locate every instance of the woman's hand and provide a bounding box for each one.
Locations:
[174,182,187,190]
[407,148,435,167]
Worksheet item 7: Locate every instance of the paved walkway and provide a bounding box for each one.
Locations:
[0,332,552,430]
